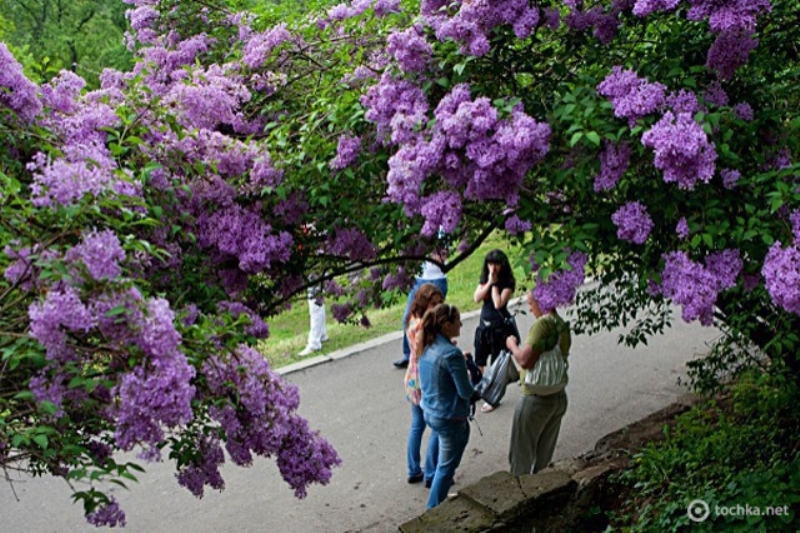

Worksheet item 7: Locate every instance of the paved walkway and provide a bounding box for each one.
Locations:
[1,304,720,532]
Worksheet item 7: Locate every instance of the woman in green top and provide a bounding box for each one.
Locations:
[505,291,571,475]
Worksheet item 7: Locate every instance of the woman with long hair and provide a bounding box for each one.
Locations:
[403,283,443,486]
[472,249,519,412]
[417,303,476,508]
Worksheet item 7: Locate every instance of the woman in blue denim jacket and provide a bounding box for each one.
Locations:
[417,303,476,508]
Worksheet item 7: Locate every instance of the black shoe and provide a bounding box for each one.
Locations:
[425,479,432,489]
[393,359,409,369]
[407,473,424,484]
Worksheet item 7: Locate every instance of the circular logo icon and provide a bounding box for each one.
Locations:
[687,499,711,523]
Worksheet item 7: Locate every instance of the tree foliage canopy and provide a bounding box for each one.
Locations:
[1,0,799,526]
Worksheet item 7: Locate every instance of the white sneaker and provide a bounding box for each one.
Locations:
[298,346,320,357]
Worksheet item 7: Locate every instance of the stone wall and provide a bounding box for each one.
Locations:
[399,394,703,532]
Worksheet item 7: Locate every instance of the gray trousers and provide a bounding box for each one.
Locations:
[509,390,568,476]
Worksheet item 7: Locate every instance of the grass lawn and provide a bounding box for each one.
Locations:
[259,233,527,368]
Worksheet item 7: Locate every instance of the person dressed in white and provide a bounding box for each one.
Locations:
[299,284,328,356]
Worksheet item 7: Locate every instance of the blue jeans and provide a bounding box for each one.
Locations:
[401,277,449,360]
[407,404,439,481]
[424,415,470,508]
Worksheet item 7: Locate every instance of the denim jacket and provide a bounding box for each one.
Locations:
[419,334,475,420]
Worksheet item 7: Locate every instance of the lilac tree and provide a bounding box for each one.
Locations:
[2,0,799,526]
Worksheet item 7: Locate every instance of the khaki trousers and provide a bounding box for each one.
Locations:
[509,390,568,475]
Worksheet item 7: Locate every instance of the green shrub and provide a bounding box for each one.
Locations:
[609,371,800,532]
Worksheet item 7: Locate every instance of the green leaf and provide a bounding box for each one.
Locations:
[585,131,601,146]
[570,132,584,147]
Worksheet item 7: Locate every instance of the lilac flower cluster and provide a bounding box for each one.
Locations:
[641,111,718,189]
[202,346,340,497]
[703,81,729,106]
[686,0,772,33]
[632,0,680,17]
[176,433,226,497]
[564,1,629,44]
[382,266,413,292]
[504,214,532,235]
[720,168,740,189]
[676,217,690,239]
[706,29,758,80]
[28,286,93,363]
[533,252,588,313]
[422,0,539,57]
[420,191,462,237]
[326,227,377,262]
[762,241,800,315]
[594,142,631,191]
[216,301,269,339]
[166,65,251,130]
[733,102,753,121]
[0,43,42,122]
[86,498,126,528]
[242,24,292,69]
[666,89,700,115]
[331,302,354,322]
[197,203,294,274]
[612,201,654,244]
[597,67,666,126]
[387,26,432,73]
[114,299,196,457]
[329,134,362,170]
[39,71,86,114]
[366,81,549,229]
[659,250,742,325]
[65,229,126,281]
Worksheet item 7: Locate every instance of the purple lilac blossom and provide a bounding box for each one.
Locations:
[612,201,654,244]
[544,8,561,29]
[382,267,413,291]
[666,90,700,114]
[594,142,631,191]
[597,67,667,126]
[387,26,432,73]
[686,0,772,33]
[504,214,532,235]
[641,111,718,189]
[331,303,354,322]
[329,135,362,170]
[29,372,68,417]
[39,70,85,114]
[166,64,251,130]
[660,249,741,325]
[790,210,800,242]
[374,0,401,16]
[632,0,681,16]
[733,102,753,121]
[176,433,226,497]
[29,286,93,362]
[533,252,588,313]
[28,142,121,207]
[420,191,462,236]
[706,30,758,80]
[676,217,690,239]
[242,24,292,69]
[720,168,740,189]
[65,229,126,281]
[423,0,538,57]
[703,81,729,106]
[0,43,42,122]
[762,241,800,315]
[327,228,377,262]
[202,344,340,498]
[216,301,269,339]
[86,498,126,528]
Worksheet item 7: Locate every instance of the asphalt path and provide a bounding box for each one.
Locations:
[2,303,720,532]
